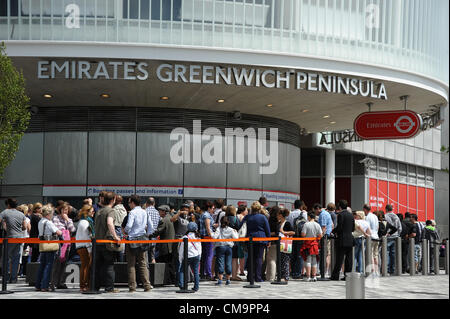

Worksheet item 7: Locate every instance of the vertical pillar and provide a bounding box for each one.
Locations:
[325,149,335,205]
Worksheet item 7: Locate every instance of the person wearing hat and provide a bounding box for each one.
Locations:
[178,222,202,291]
[152,205,176,284]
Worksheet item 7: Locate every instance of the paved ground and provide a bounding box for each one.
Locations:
[1,272,448,299]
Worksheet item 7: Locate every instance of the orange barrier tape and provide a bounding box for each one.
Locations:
[2,236,322,245]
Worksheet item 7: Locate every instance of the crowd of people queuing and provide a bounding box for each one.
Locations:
[0,194,446,293]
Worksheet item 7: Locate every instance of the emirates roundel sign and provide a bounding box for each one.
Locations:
[354,110,422,140]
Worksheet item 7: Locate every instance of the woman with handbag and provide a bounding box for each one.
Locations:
[35,205,62,292]
[277,208,295,282]
[75,204,95,292]
[51,203,76,290]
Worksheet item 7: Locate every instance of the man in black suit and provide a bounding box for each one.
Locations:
[330,200,355,280]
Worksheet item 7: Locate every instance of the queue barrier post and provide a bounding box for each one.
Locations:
[177,237,195,293]
[317,237,330,281]
[271,237,287,285]
[82,238,101,294]
[243,236,260,289]
[365,237,372,277]
[0,238,13,294]
[433,242,440,275]
[381,237,388,277]
[395,237,402,276]
[330,237,336,272]
[422,239,429,276]
[409,238,415,276]
[345,272,365,299]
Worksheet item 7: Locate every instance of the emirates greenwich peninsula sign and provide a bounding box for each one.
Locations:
[37,60,388,100]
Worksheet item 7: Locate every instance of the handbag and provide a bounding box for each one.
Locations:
[128,234,150,252]
[279,222,293,254]
[39,220,60,253]
[238,221,247,238]
[105,234,124,252]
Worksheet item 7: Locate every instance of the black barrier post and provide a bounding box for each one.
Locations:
[271,237,287,285]
[177,237,195,293]
[244,236,260,288]
[318,236,330,281]
[0,238,13,294]
[82,238,101,294]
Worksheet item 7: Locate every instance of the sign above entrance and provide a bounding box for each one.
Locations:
[36,60,388,100]
[354,110,422,140]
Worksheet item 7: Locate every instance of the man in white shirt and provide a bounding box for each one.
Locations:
[363,204,380,275]
[124,194,153,292]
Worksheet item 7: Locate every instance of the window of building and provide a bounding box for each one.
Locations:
[417,167,425,186]
[368,157,377,178]
[426,169,434,187]
[408,165,416,185]
[399,163,407,183]
[378,158,388,179]
[388,161,398,181]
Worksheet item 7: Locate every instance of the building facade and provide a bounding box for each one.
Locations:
[1,0,448,234]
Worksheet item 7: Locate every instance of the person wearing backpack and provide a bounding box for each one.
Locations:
[293,210,307,278]
[424,220,440,274]
[287,200,306,279]
[265,206,280,282]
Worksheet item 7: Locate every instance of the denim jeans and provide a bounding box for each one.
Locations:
[215,246,232,275]
[354,238,363,273]
[35,251,56,289]
[7,243,21,282]
[178,255,200,291]
[387,238,396,274]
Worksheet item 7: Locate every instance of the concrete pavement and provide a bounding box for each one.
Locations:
[1,272,448,299]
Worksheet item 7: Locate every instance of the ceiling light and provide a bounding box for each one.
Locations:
[100,93,110,98]
[302,109,309,113]
[266,104,273,107]
[43,94,52,98]
[323,115,330,119]
[217,99,225,103]
[160,96,169,100]
[330,121,336,124]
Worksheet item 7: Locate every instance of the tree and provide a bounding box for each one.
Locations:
[0,42,31,178]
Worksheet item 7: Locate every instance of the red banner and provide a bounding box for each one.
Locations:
[354,110,422,140]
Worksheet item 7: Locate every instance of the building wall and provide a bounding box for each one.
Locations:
[0,107,301,208]
[1,0,447,85]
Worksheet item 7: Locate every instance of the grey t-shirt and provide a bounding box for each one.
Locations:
[302,221,323,238]
[0,209,26,238]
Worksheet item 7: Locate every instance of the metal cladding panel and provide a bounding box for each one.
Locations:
[136,132,183,186]
[183,133,226,188]
[2,133,43,185]
[285,144,300,193]
[262,141,286,192]
[87,132,136,185]
[43,132,88,185]
[226,137,263,190]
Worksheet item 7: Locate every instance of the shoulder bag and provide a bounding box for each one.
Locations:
[279,222,293,254]
[39,220,60,252]
[128,234,150,252]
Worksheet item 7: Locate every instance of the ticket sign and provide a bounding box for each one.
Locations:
[354,110,422,140]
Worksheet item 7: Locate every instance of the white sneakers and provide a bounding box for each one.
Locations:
[303,276,317,282]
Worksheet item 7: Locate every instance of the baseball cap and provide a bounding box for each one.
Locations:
[187,222,198,232]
